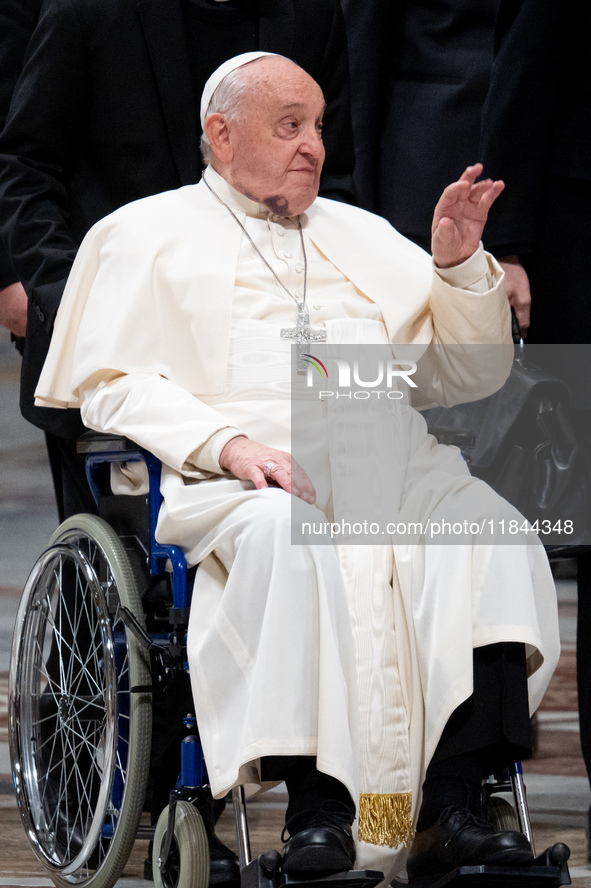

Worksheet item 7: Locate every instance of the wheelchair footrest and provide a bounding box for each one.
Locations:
[279,871,385,888]
[407,859,570,888]
[241,856,383,888]
[409,865,563,888]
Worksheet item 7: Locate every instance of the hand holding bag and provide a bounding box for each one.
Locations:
[424,343,590,547]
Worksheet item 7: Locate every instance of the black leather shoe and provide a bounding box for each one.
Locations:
[281,803,356,876]
[407,806,534,882]
[282,822,356,874]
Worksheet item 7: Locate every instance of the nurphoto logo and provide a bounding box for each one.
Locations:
[303,353,417,400]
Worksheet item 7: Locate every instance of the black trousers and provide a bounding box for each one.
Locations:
[430,642,532,775]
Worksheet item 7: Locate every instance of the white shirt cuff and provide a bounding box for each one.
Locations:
[433,243,493,293]
[186,427,245,475]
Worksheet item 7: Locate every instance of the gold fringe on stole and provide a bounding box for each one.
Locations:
[358,792,414,848]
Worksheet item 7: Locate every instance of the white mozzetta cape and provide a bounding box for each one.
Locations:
[36,179,513,422]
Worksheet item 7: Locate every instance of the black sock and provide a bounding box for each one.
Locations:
[275,757,355,832]
[416,754,483,832]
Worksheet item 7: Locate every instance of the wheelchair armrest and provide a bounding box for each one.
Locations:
[77,430,139,454]
[427,426,476,449]
[544,544,590,560]
[76,430,191,615]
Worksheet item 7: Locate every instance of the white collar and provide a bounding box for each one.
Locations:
[203,165,272,219]
[201,165,309,227]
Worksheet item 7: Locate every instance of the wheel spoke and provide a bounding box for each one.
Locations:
[11,520,150,884]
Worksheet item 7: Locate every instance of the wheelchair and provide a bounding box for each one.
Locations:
[8,433,571,888]
[8,432,383,888]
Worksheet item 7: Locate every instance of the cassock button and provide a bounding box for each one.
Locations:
[36,305,45,323]
[295,264,303,273]
[276,228,285,237]
[284,251,292,259]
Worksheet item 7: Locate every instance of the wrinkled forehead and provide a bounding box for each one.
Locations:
[241,58,326,116]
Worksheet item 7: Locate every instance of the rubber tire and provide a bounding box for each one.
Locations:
[153,801,210,888]
[487,796,521,832]
[10,514,152,888]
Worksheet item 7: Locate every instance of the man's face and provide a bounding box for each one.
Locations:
[225,59,326,217]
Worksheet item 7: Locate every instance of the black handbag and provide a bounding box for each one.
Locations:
[424,344,590,547]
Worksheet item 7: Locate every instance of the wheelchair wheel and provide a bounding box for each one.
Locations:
[9,514,152,888]
[487,796,521,832]
[153,801,210,888]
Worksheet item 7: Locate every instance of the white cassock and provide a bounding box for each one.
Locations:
[36,167,560,883]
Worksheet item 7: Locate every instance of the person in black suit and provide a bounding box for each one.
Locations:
[0,1,84,529]
[341,0,498,249]
[0,2,356,879]
[480,0,591,855]
[0,0,355,521]
[0,0,41,339]
[480,0,591,350]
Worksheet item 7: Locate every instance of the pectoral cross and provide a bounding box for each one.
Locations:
[281,303,327,373]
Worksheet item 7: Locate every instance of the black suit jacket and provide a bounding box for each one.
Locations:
[0,0,355,434]
[0,0,42,288]
[343,0,498,249]
[480,0,591,255]
[479,0,591,404]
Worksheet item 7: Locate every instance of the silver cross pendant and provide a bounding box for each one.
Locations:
[281,303,327,373]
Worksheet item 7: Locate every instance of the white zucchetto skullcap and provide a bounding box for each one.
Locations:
[200,51,278,130]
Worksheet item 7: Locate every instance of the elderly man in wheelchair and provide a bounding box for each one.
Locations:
[11,52,565,888]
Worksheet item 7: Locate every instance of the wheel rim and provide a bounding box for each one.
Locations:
[159,836,182,888]
[153,802,210,888]
[10,535,134,880]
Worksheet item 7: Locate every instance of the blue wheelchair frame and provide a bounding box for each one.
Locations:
[82,437,214,847]
[78,433,569,888]
[85,441,189,621]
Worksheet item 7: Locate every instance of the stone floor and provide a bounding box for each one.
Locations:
[1,326,591,886]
